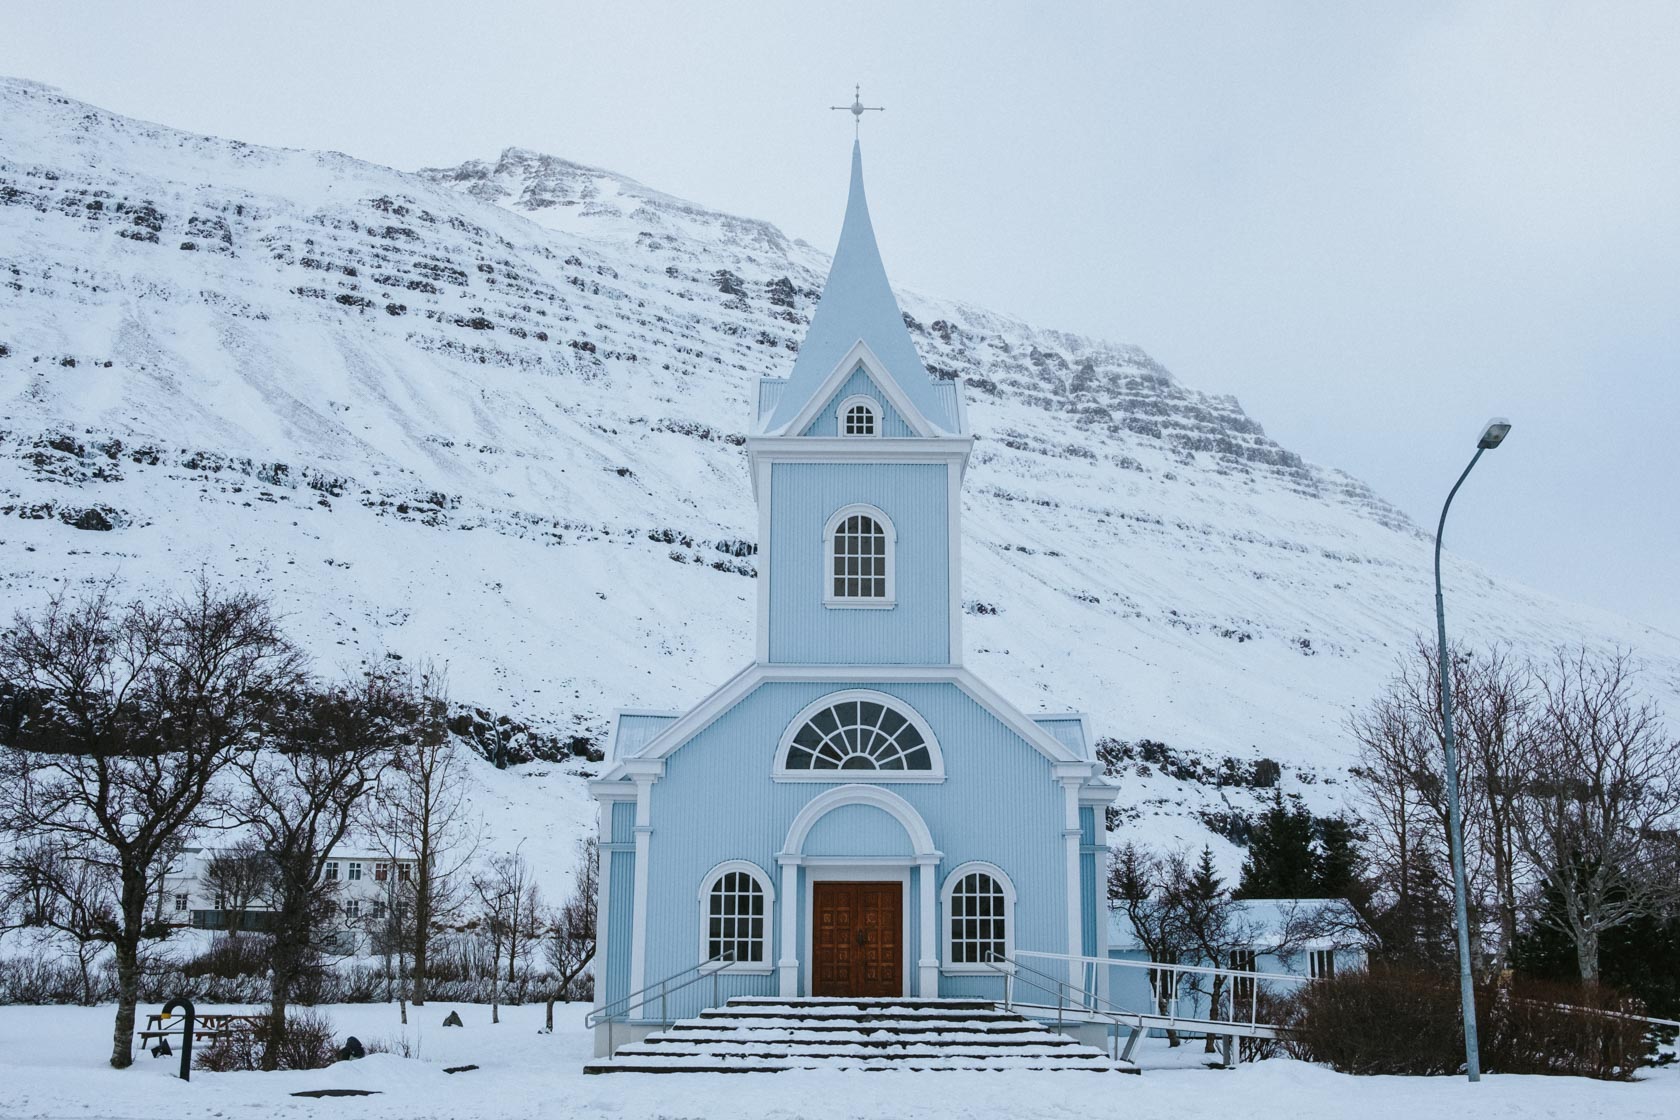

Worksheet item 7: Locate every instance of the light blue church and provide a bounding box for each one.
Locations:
[589,143,1115,1043]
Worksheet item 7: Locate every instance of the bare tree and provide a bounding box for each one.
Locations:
[1167,847,1267,1052]
[199,839,273,939]
[1516,647,1680,984]
[470,859,518,1024]
[365,667,479,1007]
[0,581,303,1068]
[1348,637,1534,970]
[232,666,409,1069]
[1454,643,1539,973]
[1108,841,1191,1044]
[0,838,120,1004]
[544,836,598,1031]
[494,848,545,987]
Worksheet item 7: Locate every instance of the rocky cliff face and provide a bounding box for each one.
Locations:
[2,77,1674,869]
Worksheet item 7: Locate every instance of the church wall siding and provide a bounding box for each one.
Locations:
[803,802,915,857]
[1079,806,1099,959]
[610,801,636,844]
[637,680,1067,1015]
[798,365,916,437]
[604,846,635,1009]
[768,462,949,664]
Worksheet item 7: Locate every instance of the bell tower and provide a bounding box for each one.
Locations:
[747,142,973,668]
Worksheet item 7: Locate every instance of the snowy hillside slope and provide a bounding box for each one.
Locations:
[2,77,1676,880]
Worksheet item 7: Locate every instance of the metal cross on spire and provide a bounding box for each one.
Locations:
[831,84,884,137]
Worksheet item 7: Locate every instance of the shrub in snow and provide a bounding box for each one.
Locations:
[1289,966,1652,1080]
[194,1009,337,1072]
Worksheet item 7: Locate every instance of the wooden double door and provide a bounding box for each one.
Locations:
[811,881,903,998]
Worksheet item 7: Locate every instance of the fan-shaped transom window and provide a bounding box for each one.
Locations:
[844,402,877,436]
[706,869,767,964]
[828,511,890,602]
[774,692,944,783]
[786,698,931,771]
[943,864,1014,968]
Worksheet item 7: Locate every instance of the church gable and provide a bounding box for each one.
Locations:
[799,363,916,437]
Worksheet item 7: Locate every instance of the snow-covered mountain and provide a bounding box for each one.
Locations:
[2,77,1675,876]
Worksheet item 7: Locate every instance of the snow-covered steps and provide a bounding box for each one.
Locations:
[583,997,1119,1073]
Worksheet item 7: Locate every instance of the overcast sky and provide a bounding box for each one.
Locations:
[4,1,1676,635]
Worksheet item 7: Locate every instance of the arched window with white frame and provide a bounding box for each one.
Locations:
[699,860,775,970]
[774,689,945,780]
[942,862,1015,970]
[837,395,881,437]
[823,504,894,607]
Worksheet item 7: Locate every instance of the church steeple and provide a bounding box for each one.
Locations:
[762,142,961,435]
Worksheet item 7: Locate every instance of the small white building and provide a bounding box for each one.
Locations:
[1106,897,1369,1018]
[161,845,415,942]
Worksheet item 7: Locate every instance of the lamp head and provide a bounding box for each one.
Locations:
[1477,418,1512,450]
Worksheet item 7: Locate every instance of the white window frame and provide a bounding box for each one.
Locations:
[941,862,1016,973]
[324,861,339,882]
[697,860,776,974]
[822,503,896,609]
[1309,948,1336,980]
[374,862,389,882]
[347,861,362,882]
[174,893,189,913]
[837,394,882,438]
[772,689,945,782]
[344,899,361,920]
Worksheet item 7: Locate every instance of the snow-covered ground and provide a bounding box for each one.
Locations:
[1,1001,1674,1120]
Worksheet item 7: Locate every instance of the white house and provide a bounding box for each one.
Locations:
[1107,897,1369,1020]
[162,845,414,943]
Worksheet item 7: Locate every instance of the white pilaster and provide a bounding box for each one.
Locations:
[916,854,941,996]
[627,775,655,1014]
[777,856,800,997]
[947,459,962,666]
[1060,778,1084,993]
[589,800,614,1019]
[755,457,773,663]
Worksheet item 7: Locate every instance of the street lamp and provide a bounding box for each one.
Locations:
[1434,416,1511,1083]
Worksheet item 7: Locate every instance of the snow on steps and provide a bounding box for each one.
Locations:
[583,997,1122,1074]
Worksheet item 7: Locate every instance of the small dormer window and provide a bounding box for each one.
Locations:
[838,396,880,437]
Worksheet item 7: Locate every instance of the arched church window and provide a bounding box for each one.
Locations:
[824,504,894,606]
[840,397,879,436]
[783,696,933,772]
[943,864,1014,967]
[704,866,769,965]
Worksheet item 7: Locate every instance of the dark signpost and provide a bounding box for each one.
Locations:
[160,996,196,1081]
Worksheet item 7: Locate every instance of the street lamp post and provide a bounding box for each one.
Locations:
[1433,416,1511,1084]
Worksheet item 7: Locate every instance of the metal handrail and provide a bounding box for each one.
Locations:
[584,949,736,1033]
[978,951,1133,1061]
[1014,948,1309,1032]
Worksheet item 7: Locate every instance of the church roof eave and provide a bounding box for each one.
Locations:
[590,663,1085,787]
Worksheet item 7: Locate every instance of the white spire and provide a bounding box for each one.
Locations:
[767,142,958,434]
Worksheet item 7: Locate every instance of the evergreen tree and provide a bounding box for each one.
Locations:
[1313,816,1364,901]
[1186,845,1224,907]
[1236,792,1317,898]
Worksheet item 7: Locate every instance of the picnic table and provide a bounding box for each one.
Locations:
[138,1010,267,1045]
